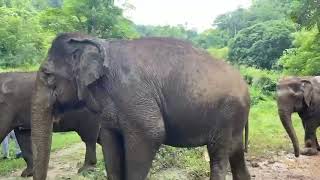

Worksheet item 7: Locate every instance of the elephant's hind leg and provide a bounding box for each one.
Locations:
[229,136,250,180]
[207,129,231,180]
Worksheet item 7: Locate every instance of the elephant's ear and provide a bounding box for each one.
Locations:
[68,38,109,112]
[1,78,14,94]
[301,80,313,107]
[0,78,14,103]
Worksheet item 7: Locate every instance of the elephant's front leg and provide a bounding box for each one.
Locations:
[100,129,125,180]
[15,129,33,177]
[123,131,163,180]
[301,121,318,156]
[78,141,97,173]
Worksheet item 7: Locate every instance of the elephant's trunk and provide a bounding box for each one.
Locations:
[31,75,53,180]
[278,108,300,157]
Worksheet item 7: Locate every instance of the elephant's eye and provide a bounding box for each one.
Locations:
[42,71,56,88]
[47,75,55,87]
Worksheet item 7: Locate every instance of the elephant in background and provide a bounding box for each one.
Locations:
[31,33,250,180]
[277,76,320,157]
[0,72,100,177]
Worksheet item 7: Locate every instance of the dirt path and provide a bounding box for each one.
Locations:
[248,151,320,180]
[1,143,90,180]
[2,144,320,180]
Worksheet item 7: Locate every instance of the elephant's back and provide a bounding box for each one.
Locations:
[108,37,249,104]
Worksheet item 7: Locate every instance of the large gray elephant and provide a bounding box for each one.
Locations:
[277,76,320,157]
[0,72,100,177]
[31,33,251,180]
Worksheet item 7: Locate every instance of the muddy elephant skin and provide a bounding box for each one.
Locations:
[31,33,251,180]
[0,72,100,177]
[277,76,320,157]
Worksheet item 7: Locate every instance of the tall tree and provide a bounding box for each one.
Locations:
[228,20,295,69]
[291,0,320,32]
[214,0,295,38]
[0,7,52,67]
[135,25,198,42]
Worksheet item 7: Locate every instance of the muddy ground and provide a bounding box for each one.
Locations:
[1,143,319,180]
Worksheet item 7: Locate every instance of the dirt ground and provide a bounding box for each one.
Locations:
[1,143,320,180]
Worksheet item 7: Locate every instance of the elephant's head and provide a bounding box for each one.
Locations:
[31,33,109,179]
[276,77,313,157]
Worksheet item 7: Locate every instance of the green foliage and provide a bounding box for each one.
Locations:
[0,7,53,67]
[291,0,320,32]
[229,20,295,69]
[207,47,228,59]
[150,146,209,179]
[239,66,279,105]
[214,0,294,38]
[38,8,79,33]
[135,25,197,42]
[0,0,138,68]
[63,0,138,39]
[195,29,229,49]
[214,8,250,37]
[279,28,320,75]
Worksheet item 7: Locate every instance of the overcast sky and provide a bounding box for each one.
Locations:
[116,0,252,32]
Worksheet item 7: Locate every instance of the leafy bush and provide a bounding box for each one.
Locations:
[240,66,279,105]
[279,28,320,75]
[207,47,229,59]
[0,7,53,67]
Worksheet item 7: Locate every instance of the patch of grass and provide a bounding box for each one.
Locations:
[207,47,229,59]
[50,132,81,152]
[0,65,39,72]
[0,132,81,176]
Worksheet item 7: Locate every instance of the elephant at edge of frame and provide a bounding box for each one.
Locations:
[0,72,100,177]
[277,76,320,157]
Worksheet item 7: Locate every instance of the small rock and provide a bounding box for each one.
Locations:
[251,162,259,168]
[268,160,276,164]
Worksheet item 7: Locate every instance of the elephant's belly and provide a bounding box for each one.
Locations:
[163,123,211,147]
[164,135,208,147]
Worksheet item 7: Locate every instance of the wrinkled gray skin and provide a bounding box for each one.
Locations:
[0,72,100,177]
[277,76,320,157]
[31,33,250,180]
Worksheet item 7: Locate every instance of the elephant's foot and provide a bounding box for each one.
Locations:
[77,164,96,173]
[301,147,318,156]
[21,167,33,177]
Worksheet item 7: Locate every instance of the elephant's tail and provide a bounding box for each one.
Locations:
[244,121,249,153]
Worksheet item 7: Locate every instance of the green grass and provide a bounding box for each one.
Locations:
[0,132,81,176]
[0,65,39,73]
